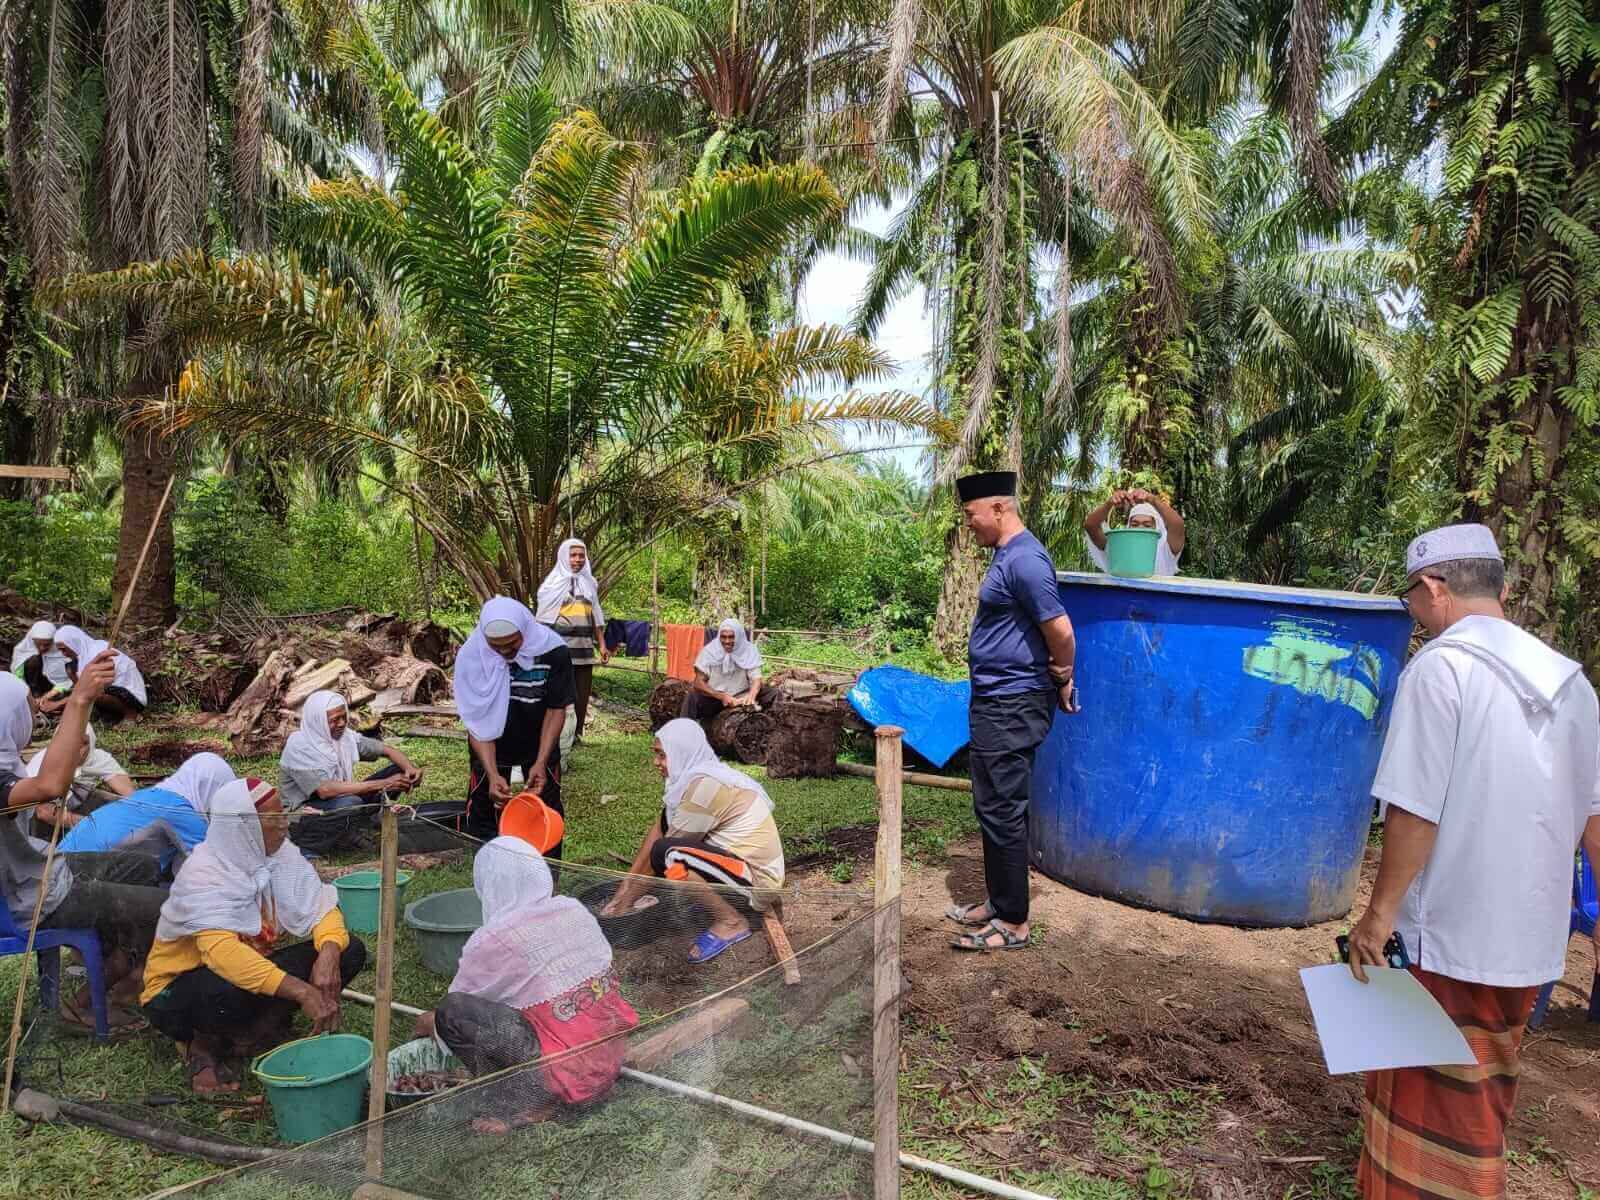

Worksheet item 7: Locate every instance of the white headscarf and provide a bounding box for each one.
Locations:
[10,621,67,683]
[656,717,772,827]
[453,597,565,741]
[155,782,337,941]
[694,619,762,675]
[281,690,361,782]
[535,539,605,626]
[1086,502,1182,577]
[158,752,237,816]
[448,836,612,1009]
[0,674,35,777]
[53,625,148,706]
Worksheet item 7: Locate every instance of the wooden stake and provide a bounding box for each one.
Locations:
[650,550,661,683]
[2,469,177,1113]
[109,473,178,644]
[364,806,400,1181]
[872,725,904,1200]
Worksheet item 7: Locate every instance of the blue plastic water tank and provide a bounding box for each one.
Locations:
[1031,573,1414,927]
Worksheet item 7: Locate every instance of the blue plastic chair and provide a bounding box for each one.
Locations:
[1529,848,1598,1030]
[0,898,110,1040]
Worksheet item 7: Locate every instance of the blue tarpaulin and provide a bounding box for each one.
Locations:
[847,666,971,768]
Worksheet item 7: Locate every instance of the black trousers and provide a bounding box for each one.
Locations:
[968,689,1056,925]
[143,937,367,1046]
[20,655,56,698]
[43,851,166,960]
[679,690,725,721]
[465,744,563,858]
[293,764,407,858]
[435,991,547,1116]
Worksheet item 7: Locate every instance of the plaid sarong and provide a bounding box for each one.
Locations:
[1359,967,1538,1198]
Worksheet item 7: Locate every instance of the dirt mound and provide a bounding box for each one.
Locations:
[131,737,232,768]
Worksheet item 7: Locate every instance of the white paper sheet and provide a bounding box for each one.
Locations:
[1298,964,1477,1075]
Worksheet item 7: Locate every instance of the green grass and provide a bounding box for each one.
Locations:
[0,679,978,1199]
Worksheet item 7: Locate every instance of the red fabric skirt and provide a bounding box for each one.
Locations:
[521,968,639,1105]
[1359,967,1537,1199]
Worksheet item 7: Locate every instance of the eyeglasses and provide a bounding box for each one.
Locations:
[1398,575,1442,601]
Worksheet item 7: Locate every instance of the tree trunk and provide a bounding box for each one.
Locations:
[930,521,986,660]
[113,427,180,630]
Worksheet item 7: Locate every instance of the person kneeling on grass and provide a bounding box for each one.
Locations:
[603,719,785,964]
[412,836,638,1134]
[58,751,235,873]
[279,689,422,857]
[1,664,168,1036]
[53,625,148,723]
[140,779,366,1096]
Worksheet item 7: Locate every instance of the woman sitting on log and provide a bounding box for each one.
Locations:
[604,719,785,964]
[12,619,71,708]
[58,751,236,873]
[681,619,762,722]
[412,836,638,1133]
[53,625,148,723]
[278,690,422,857]
[141,779,365,1095]
[25,722,136,830]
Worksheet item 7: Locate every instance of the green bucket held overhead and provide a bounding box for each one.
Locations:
[252,1034,372,1144]
[1105,527,1161,577]
[333,869,412,935]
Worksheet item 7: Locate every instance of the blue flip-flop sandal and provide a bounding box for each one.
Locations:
[689,928,752,964]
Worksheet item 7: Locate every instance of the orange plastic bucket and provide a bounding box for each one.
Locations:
[499,791,564,853]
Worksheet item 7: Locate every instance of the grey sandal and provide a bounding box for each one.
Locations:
[951,920,1029,952]
[944,901,993,927]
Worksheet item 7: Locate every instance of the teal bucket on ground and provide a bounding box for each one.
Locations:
[333,869,413,935]
[251,1033,372,1144]
[1105,527,1160,577]
[404,888,483,977]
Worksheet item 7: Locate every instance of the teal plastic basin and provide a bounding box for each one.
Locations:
[251,1034,372,1144]
[333,869,413,935]
[1105,527,1160,577]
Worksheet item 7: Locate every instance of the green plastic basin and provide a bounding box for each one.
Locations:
[403,888,482,976]
[1105,527,1160,577]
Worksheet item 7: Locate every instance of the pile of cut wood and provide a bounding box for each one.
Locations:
[647,668,858,779]
[222,613,456,755]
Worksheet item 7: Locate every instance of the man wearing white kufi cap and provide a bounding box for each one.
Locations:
[1347,522,1600,1199]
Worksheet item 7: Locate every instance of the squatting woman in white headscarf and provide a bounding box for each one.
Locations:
[603,719,784,965]
[1082,488,1186,577]
[681,618,763,721]
[453,597,575,844]
[535,538,609,741]
[140,779,365,1095]
[412,837,638,1133]
[277,690,422,857]
[11,619,70,707]
[53,625,149,723]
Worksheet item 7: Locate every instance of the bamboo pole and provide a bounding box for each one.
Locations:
[364,807,400,1181]
[2,471,177,1113]
[650,550,661,683]
[873,726,904,1200]
[836,760,972,793]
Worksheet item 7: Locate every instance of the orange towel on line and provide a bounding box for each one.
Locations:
[665,623,705,682]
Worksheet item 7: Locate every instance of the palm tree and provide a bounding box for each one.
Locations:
[1326,0,1600,637]
[1,0,376,625]
[63,25,937,603]
[858,0,1207,651]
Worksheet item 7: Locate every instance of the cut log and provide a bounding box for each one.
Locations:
[367,656,447,704]
[648,679,691,730]
[765,696,844,779]
[225,650,299,752]
[282,658,355,710]
[624,997,753,1070]
[707,707,775,764]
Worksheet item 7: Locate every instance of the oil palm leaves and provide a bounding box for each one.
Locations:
[65,24,936,602]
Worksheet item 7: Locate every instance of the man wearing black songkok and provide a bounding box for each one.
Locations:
[947,472,1079,952]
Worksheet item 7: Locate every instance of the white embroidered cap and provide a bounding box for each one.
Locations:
[1406,523,1501,577]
